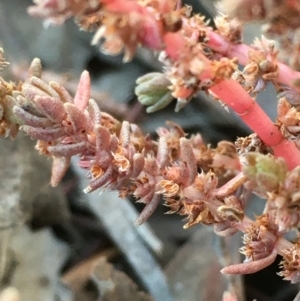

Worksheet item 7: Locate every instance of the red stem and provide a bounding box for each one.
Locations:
[210,79,300,169]
[207,30,300,88]
[164,32,300,169]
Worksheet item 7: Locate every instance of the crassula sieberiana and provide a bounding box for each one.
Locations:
[3,1,300,298]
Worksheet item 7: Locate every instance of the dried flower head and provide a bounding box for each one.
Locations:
[214,15,243,44]
[240,214,277,261]
[279,235,300,283]
[277,97,300,141]
[91,0,169,61]
[235,133,273,156]
[165,197,216,228]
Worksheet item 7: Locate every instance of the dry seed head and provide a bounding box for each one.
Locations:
[217,205,244,223]
[112,153,131,173]
[279,237,300,283]
[211,57,238,81]
[240,214,277,261]
[214,15,243,44]
[156,180,180,197]
[91,164,105,178]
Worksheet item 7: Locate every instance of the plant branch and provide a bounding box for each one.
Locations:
[207,30,300,88]
[210,79,300,169]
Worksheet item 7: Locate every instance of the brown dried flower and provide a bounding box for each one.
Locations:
[279,235,300,283]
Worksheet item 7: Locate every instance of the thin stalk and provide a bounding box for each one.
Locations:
[213,172,247,198]
[210,79,300,169]
[207,30,300,88]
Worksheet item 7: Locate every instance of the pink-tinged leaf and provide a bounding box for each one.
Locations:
[13,106,53,128]
[135,194,161,225]
[134,184,152,200]
[180,138,197,186]
[64,102,87,133]
[22,83,49,100]
[109,135,119,153]
[21,125,65,141]
[88,99,102,125]
[131,153,145,178]
[221,249,277,275]
[144,156,158,176]
[84,111,94,132]
[48,141,86,157]
[29,76,60,100]
[29,58,42,78]
[51,156,71,187]
[74,71,91,110]
[95,150,112,168]
[120,121,130,148]
[214,172,246,199]
[34,95,66,123]
[135,189,153,203]
[49,81,73,103]
[157,137,168,168]
[84,164,114,193]
[95,125,111,151]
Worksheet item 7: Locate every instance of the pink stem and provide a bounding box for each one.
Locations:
[210,79,300,169]
[213,172,246,198]
[207,30,300,88]
[164,32,300,169]
[220,249,277,275]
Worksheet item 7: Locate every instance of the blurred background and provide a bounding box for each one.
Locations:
[0,0,298,300]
